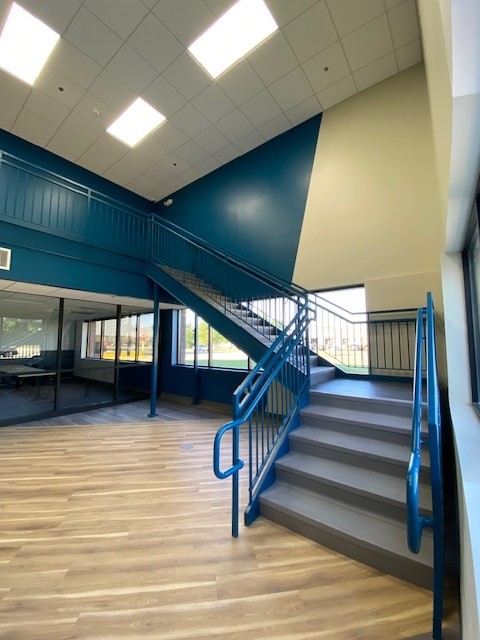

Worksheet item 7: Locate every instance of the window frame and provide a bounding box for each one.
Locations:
[463,194,480,415]
[84,312,154,363]
[175,309,252,371]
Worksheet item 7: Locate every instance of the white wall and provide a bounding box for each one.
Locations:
[293,65,443,312]
[419,0,480,636]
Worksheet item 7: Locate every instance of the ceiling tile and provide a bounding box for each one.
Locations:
[266,0,318,28]
[316,75,357,110]
[35,66,85,109]
[214,144,241,164]
[325,0,385,37]
[87,133,128,162]
[353,53,398,92]
[191,84,235,124]
[284,2,338,64]
[18,0,81,35]
[49,41,101,90]
[158,176,187,198]
[384,0,406,9]
[203,0,232,17]
[0,71,31,106]
[121,149,156,173]
[144,162,175,183]
[178,166,202,184]
[269,68,314,111]
[125,173,158,197]
[302,42,350,93]
[47,128,93,162]
[153,0,215,47]
[217,61,265,107]
[234,130,265,154]
[73,92,117,130]
[395,40,422,72]
[89,71,136,112]
[388,0,420,49]
[194,126,230,154]
[24,90,70,127]
[78,144,118,173]
[64,7,123,66]
[215,109,255,142]
[240,90,282,128]
[128,14,184,74]
[84,0,148,40]
[107,45,158,95]
[195,155,221,175]
[159,153,191,174]
[249,32,298,85]
[142,75,187,119]
[162,52,211,101]
[342,15,393,72]
[153,122,190,150]
[135,135,171,162]
[286,95,322,126]
[59,112,104,145]
[170,103,210,137]
[0,96,23,130]
[141,0,157,8]
[12,110,59,148]
[257,113,291,140]
[175,140,210,165]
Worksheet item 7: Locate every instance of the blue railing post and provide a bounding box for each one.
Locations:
[148,284,160,418]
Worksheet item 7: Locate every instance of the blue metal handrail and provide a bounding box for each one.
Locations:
[406,292,443,640]
[214,302,311,537]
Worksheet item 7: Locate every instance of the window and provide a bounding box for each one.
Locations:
[176,309,251,370]
[463,196,480,411]
[84,313,154,362]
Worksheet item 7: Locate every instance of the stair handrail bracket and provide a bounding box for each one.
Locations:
[213,302,311,538]
[406,292,444,640]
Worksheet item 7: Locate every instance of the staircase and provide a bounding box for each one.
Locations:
[259,377,433,589]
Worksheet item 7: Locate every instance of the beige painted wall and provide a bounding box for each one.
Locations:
[417,0,452,221]
[293,65,443,312]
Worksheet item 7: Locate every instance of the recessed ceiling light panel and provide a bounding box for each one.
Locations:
[0,2,60,85]
[107,98,166,147]
[188,0,278,79]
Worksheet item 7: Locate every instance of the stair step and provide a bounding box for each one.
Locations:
[300,404,426,444]
[310,383,421,419]
[259,482,433,588]
[275,451,432,516]
[289,425,430,473]
[310,366,335,385]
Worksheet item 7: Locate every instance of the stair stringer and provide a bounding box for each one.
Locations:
[147,262,271,363]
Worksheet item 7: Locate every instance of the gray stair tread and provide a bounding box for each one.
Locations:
[290,425,431,468]
[260,482,433,568]
[301,403,426,434]
[276,452,432,513]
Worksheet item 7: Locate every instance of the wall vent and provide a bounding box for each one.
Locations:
[0,247,12,271]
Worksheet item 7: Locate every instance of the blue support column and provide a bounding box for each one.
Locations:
[148,284,160,418]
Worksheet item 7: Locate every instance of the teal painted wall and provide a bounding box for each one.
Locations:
[155,115,322,283]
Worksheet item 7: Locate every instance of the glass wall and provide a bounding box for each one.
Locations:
[0,290,155,425]
[0,292,59,421]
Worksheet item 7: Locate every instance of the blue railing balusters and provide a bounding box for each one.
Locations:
[406,293,444,640]
[213,305,310,536]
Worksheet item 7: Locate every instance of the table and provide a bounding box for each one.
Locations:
[0,365,56,395]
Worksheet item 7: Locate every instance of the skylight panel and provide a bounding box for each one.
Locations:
[188,0,278,79]
[0,3,60,85]
[107,98,166,147]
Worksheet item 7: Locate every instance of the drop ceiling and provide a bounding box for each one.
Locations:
[0,0,422,202]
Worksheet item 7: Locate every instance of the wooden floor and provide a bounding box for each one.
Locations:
[0,398,459,639]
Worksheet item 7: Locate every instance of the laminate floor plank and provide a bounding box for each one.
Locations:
[0,400,458,639]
